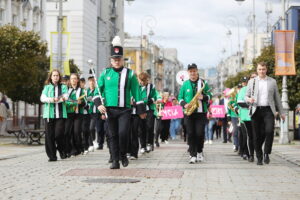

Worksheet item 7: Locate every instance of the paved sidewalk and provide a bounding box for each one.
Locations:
[0,137,300,200]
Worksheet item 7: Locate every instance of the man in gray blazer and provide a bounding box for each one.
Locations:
[245,62,285,165]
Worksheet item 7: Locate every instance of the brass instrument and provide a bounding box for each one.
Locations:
[227,87,239,114]
[184,82,206,116]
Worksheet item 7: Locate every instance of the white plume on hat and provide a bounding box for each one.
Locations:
[111,36,122,47]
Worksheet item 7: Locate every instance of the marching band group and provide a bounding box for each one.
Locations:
[40,36,285,169]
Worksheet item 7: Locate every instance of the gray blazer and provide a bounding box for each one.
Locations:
[245,76,283,116]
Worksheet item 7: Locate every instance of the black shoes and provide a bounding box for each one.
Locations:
[155,141,160,147]
[110,161,120,169]
[257,157,263,165]
[121,157,129,167]
[97,144,103,150]
[248,155,254,162]
[48,158,57,162]
[264,154,270,164]
[222,141,227,143]
[59,152,67,160]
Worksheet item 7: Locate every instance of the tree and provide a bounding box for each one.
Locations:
[0,25,48,104]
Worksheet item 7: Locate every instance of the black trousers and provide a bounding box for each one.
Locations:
[106,108,131,161]
[222,116,228,142]
[155,118,162,143]
[139,110,155,148]
[251,107,275,159]
[45,118,65,160]
[128,114,140,157]
[161,119,171,142]
[96,116,105,147]
[244,121,254,156]
[65,113,83,156]
[185,113,207,157]
[239,122,249,156]
[82,114,90,150]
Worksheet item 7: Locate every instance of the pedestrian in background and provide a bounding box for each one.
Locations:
[170,98,181,140]
[0,94,11,135]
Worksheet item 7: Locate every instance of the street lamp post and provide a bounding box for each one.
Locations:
[140,15,157,73]
[279,0,290,144]
[235,0,256,61]
[225,15,241,70]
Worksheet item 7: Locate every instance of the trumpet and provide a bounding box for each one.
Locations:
[184,82,205,116]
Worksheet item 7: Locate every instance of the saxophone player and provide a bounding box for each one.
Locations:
[178,64,212,164]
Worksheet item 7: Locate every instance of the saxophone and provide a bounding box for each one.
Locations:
[184,82,206,116]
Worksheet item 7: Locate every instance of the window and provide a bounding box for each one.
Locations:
[12,14,18,26]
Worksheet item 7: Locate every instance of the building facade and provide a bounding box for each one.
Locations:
[0,0,46,39]
[46,0,124,77]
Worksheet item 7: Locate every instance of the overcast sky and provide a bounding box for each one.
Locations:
[124,0,300,68]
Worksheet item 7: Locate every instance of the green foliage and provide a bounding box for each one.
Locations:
[224,42,300,109]
[69,59,80,74]
[0,25,48,104]
[224,69,255,88]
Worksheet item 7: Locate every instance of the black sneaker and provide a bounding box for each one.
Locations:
[257,157,263,165]
[121,157,129,167]
[248,155,254,162]
[48,158,57,162]
[110,161,120,169]
[264,154,270,164]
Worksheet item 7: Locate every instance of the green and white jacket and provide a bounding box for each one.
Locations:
[178,79,212,113]
[65,87,86,114]
[40,84,68,119]
[87,88,100,114]
[141,83,162,111]
[94,67,146,114]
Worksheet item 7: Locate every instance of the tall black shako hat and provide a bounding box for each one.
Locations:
[111,36,123,58]
[187,63,197,70]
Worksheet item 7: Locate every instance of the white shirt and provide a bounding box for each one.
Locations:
[257,77,268,106]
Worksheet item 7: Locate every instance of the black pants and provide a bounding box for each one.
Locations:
[45,118,65,160]
[139,110,155,148]
[244,121,254,156]
[82,114,90,150]
[155,118,162,143]
[65,113,83,156]
[185,113,207,157]
[96,116,105,147]
[106,108,131,162]
[222,116,228,142]
[128,114,140,157]
[251,107,275,159]
[239,122,249,156]
[161,119,171,142]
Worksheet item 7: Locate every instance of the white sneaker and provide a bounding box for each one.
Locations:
[209,140,213,145]
[164,140,169,144]
[233,145,236,150]
[197,152,204,162]
[83,150,88,155]
[88,146,94,152]
[129,156,137,160]
[204,141,209,144]
[146,144,151,152]
[93,141,99,149]
[189,156,196,164]
[140,148,146,154]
